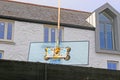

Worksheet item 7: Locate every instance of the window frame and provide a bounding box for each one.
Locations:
[107,61,118,70]
[99,12,115,50]
[95,9,120,54]
[44,24,64,43]
[0,50,4,59]
[0,19,14,43]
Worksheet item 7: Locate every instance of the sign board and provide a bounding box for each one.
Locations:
[28,41,89,65]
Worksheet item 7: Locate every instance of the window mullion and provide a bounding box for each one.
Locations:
[11,23,14,41]
[62,28,64,41]
[111,23,115,50]
[104,23,107,49]
[55,28,57,42]
[49,28,51,42]
[4,22,8,40]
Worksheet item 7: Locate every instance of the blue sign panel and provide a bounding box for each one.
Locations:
[28,41,89,65]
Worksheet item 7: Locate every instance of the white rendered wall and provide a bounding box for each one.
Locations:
[1,21,120,70]
[64,27,120,70]
[0,21,44,61]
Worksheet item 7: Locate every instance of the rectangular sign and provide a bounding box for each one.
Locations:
[28,41,89,65]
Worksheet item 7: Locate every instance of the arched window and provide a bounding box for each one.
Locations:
[99,12,114,50]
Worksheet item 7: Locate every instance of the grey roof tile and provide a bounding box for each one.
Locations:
[0,0,94,29]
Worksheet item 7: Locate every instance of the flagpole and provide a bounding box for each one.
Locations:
[56,0,61,47]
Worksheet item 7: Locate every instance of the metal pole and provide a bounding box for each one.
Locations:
[56,0,61,47]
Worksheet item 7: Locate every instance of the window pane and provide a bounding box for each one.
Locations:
[99,12,114,50]
[59,29,62,42]
[106,24,113,50]
[0,53,2,59]
[107,62,117,70]
[100,23,105,49]
[44,27,49,43]
[99,13,112,23]
[7,23,13,40]
[0,22,5,39]
[51,28,55,43]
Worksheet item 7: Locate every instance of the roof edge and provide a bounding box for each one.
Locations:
[8,0,91,14]
[94,3,120,15]
[0,15,95,31]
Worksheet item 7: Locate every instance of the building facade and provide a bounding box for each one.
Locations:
[0,1,120,70]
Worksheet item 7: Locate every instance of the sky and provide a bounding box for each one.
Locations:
[11,0,120,13]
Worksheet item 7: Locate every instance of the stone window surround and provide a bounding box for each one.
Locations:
[107,60,119,70]
[95,4,120,54]
[44,24,64,42]
[0,19,15,44]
